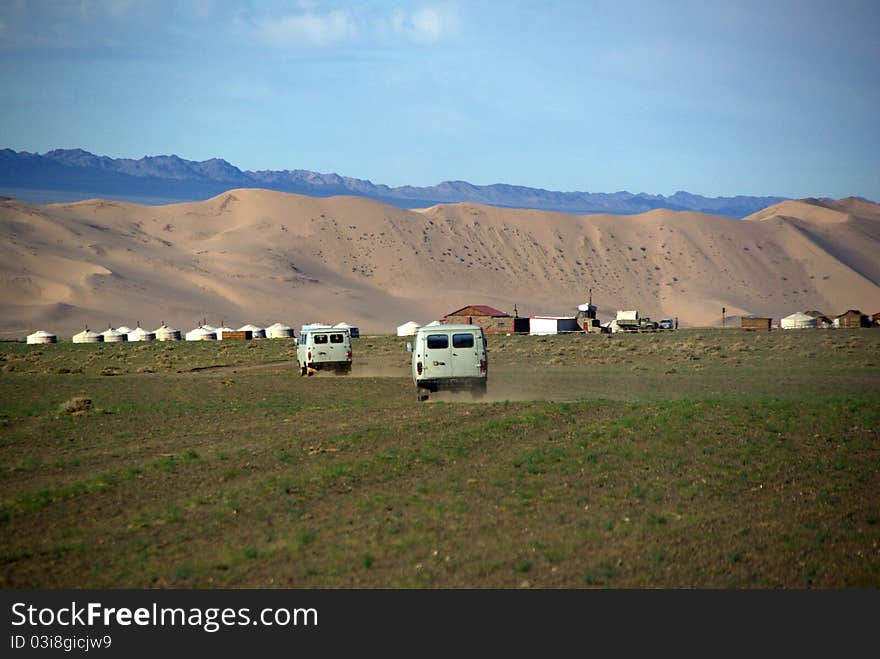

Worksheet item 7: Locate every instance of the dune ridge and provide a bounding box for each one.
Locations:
[1,189,879,336]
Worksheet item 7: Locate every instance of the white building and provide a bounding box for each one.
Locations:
[396,321,420,337]
[529,316,580,336]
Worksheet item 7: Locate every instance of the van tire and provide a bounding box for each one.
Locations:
[300,364,307,376]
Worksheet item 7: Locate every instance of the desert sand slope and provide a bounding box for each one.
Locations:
[743,198,880,286]
[1,189,879,336]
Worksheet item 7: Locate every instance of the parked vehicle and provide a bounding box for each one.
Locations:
[658,318,674,330]
[613,310,659,332]
[297,326,352,375]
[407,324,488,401]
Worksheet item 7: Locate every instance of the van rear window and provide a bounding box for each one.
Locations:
[314,334,328,344]
[330,333,344,343]
[426,334,449,349]
[453,333,474,348]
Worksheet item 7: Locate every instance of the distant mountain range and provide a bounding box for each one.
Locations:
[0,147,791,217]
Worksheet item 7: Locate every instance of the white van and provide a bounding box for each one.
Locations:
[407,324,488,401]
[297,326,352,375]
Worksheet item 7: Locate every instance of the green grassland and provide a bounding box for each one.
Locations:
[1,329,878,588]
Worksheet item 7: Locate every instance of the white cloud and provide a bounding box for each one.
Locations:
[391,6,455,43]
[254,9,358,47]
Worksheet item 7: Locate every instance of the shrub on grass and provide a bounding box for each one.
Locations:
[59,397,91,415]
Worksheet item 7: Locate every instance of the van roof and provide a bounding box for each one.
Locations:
[417,324,483,332]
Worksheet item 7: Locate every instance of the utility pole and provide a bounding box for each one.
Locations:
[722,307,726,328]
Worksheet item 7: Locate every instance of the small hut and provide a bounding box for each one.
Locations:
[26,330,57,344]
[834,310,869,328]
[72,328,103,343]
[576,291,599,331]
[442,305,513,333]
[741,316,772,331]
[804,310,833,328]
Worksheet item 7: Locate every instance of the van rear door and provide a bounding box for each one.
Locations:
[422,331,453,379]
[313,332,348,363]
[451,330,482,378]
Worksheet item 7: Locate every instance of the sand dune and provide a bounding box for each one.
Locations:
[1,189,879,337]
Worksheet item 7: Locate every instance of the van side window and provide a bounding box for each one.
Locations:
[452,333,474,348]
[426,334,449,349]
[314,334,328,344]
[299,334,307,345]
[329,333,344,344]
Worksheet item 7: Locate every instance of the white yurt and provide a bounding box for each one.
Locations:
[185,326,216,341]
[154,323,181,341]
[238,324,266,339]
[397,321,420,337]
[26,330,57,344]
[72,328,103,343]
[781,312,817,329]
[424,320,442,327]
[101,326,128,342]
[116,325,133,335]
[266,322,295,339]
[333,322,360,337]
[127,324,156,341]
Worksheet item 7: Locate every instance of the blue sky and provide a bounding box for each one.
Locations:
[1,0,878,199]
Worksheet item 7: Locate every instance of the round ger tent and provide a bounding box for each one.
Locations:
[266,322,295,339]
[397,321,420,337]
[185,326,216,341]
[72,328,103,343]
[781,312,817,329]
[334,322,360,338]
[154,324,181,341]
[116,326,133,335]
[26,330,57,344]
[127,324,155,341]
[101,327,128,342]
[239,324,266,339]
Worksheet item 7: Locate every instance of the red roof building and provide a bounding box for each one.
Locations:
[443,305,515,333]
